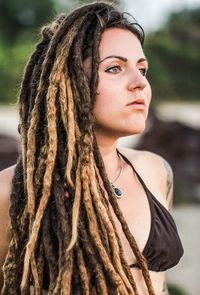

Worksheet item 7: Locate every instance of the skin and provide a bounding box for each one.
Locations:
[94,29,151,139]
[92,28,172,294]
[0,28,174,294]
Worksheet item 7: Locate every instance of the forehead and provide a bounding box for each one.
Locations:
[98,28,144,59]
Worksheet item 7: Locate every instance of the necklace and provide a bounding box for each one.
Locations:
[110,152,123,198]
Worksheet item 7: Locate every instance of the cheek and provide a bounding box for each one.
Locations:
[93,83,121,127]
[93,91,113,120]
[145,83,152,105]
[94,77,117,114]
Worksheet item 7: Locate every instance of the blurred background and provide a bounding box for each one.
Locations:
[0,0,199,294]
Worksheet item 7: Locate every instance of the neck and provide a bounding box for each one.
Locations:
[95,132,121,182]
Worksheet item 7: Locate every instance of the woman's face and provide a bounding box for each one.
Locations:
[92,28,152,138]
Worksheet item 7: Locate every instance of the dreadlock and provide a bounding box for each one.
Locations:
[2,1,156,294]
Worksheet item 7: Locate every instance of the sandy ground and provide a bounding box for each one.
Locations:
[155,102,200,129]
[0,105,19,139]
[167,205,200,295]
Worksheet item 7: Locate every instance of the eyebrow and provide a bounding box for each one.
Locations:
[99,55,148,64]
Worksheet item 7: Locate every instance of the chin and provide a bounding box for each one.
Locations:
[123,122,146,136]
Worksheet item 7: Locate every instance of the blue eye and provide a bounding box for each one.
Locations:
[139,68,147,76]
[105,65,121,74]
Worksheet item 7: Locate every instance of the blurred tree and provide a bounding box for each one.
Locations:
[54,0,120,14]
[145,7,200,102]
[0,0,55,104]
[168,284,188,295]
[168,8,200,44]
[78,0,119,4]
[0,40,35,104]
[0,0,55,43]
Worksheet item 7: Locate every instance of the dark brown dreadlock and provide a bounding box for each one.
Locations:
[2,1,156,294]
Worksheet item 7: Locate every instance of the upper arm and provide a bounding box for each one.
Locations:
[162,158,174,210]
[119,147,174,209]
[144,153,174,210]
[0,165,15,289]
[117,147,174,210]
[136,150,174,210]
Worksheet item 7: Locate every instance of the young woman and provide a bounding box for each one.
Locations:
[0,2,183,294]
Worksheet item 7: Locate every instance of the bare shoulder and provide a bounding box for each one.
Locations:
[0,165,16,291]
[0,165,16,236]
[0,164,16,182]
[0,165,16,205]
[118,147,174,209]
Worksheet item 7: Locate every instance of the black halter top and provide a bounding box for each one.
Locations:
[117,150,184,272]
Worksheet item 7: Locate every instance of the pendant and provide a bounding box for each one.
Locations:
[111,184,123,198]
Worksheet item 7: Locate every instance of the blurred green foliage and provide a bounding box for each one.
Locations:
[0,38,36,104]
[0,1,199,104]
[0,0,55,43]
[145,8,200,103]
[78,0,119,4]
[0,0,55,104]
[54,0,120,14]
[168,283,188,295]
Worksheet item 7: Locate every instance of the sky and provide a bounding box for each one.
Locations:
[57,0,200,32]
[122,0,200,32]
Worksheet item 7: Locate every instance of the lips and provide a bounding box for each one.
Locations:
[127,98,145,106]
[126,98,146,111]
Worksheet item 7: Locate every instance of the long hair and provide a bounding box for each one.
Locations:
[2,2,155,294]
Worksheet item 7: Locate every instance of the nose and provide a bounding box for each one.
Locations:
[127,69,147,91]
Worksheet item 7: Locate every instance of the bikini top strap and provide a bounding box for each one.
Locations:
[116,149,151,195]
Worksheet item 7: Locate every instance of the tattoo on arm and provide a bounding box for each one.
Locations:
[163,159,173,198]
[162,281,167,292]
[162,281,170,295]
[163,159,174,209]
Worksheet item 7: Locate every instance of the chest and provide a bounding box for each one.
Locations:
[108,165,164,265]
